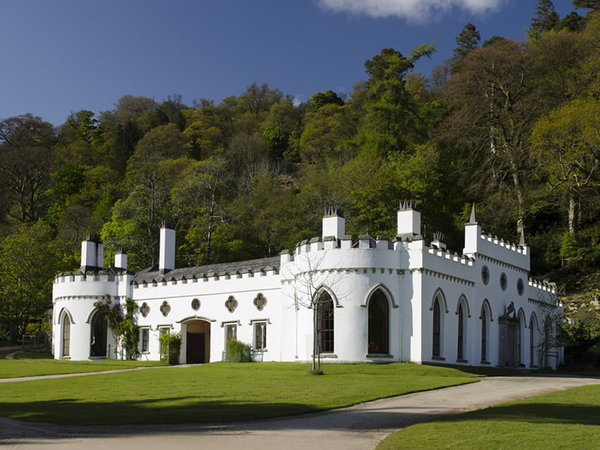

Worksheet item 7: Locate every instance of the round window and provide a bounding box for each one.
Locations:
[500,273,507,291]
[481,265,490,285]
[191,298,200,310]
[517,278,524,296]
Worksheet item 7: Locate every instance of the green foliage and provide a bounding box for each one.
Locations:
[0,222,59,335]
[560,231,578,259]
[573,0,600,10]
[450,23,481,71]
[225,339,251,362]
[24,321,50,337]
[159,332,182,365]
[309,90,345,111]
[122,298,139,360]
[530,0,560,36]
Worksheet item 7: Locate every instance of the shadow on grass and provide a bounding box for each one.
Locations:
[438,402,600,426]
[0,396,322,428]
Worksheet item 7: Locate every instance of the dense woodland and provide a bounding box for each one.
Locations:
[1,1,600,355]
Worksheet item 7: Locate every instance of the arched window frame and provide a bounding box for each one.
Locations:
[517,308,527,365]
[367,288,391,355]
[480,299,493,363]
[431,290,447,359]
[456,295,470,362]
[316,290,335,354]
[530,312,539,367]
[58,308,74,358]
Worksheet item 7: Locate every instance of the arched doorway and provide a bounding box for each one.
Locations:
[90,312,107,357]
[186,320,211,363]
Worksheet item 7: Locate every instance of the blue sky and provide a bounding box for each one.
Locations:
[0,0,579,125]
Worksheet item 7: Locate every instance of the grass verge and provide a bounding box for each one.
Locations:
[0,362,478,425]
[378,384,600,449]
[0,352,165,378]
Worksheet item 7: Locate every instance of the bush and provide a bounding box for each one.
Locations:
[159,332,182,365]
[225,339,251,362]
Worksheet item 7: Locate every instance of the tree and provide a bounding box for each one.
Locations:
[450,23,481,72]
[530,0,560,36]
[447,39,541,237]
[530,98,600,237]
[309,90,345,111]
[0,114,55,223]
[282,248,343,373]
[172,157,229,265]
[127,123,188,170]
[559,11,586,31]
[299,103,355,165]
[0,222,58,336]
[355,45,435,157]
[573,0,600,11]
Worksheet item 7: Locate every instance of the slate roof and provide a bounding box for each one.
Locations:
[133,256,281,284]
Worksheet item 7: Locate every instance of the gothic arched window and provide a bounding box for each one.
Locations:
[368,290,389,354]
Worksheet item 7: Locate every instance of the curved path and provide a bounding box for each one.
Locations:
[1,375,599,449]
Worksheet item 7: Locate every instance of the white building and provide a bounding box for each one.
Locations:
[52,203,563,369]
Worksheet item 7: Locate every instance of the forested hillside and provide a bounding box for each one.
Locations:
[1,2,599,351]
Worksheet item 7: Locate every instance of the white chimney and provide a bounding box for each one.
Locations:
[322,208,345,240]
[96,241,104,269]
[115,248,128,271]
[397,201,421,236]
[159,224,176,273]
[81,238,97,271]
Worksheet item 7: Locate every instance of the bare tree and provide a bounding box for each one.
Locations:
[281,244,347,372]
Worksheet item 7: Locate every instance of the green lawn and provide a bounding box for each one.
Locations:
[0,362,479,425]
[0,352,165,378]
[378,384,600,449]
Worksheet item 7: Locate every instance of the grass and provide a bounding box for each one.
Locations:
[0,362,479,425]
[378,384,600,449]
[0,351,165,379]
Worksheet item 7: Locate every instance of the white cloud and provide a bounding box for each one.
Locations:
[316,0,504,21]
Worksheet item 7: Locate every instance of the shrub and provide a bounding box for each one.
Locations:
[159,332,182,365]
[225,339,251,362]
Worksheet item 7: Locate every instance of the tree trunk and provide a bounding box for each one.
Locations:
[206,191,216,265]
[568,190,577,237]
[510,160,525,237]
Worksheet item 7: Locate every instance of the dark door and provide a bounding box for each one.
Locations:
[186,332,206,363]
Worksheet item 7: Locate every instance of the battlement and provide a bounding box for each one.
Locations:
[464,222,530,271]
[426,247,473,266]
[528,278,557,294]
[479,231,528,255]
[54,271,128,284]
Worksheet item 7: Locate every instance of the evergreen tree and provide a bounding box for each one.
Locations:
[559,11,586,31]
[530,0,560,35]
[450,23,481,72]
[573,0,600,11]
